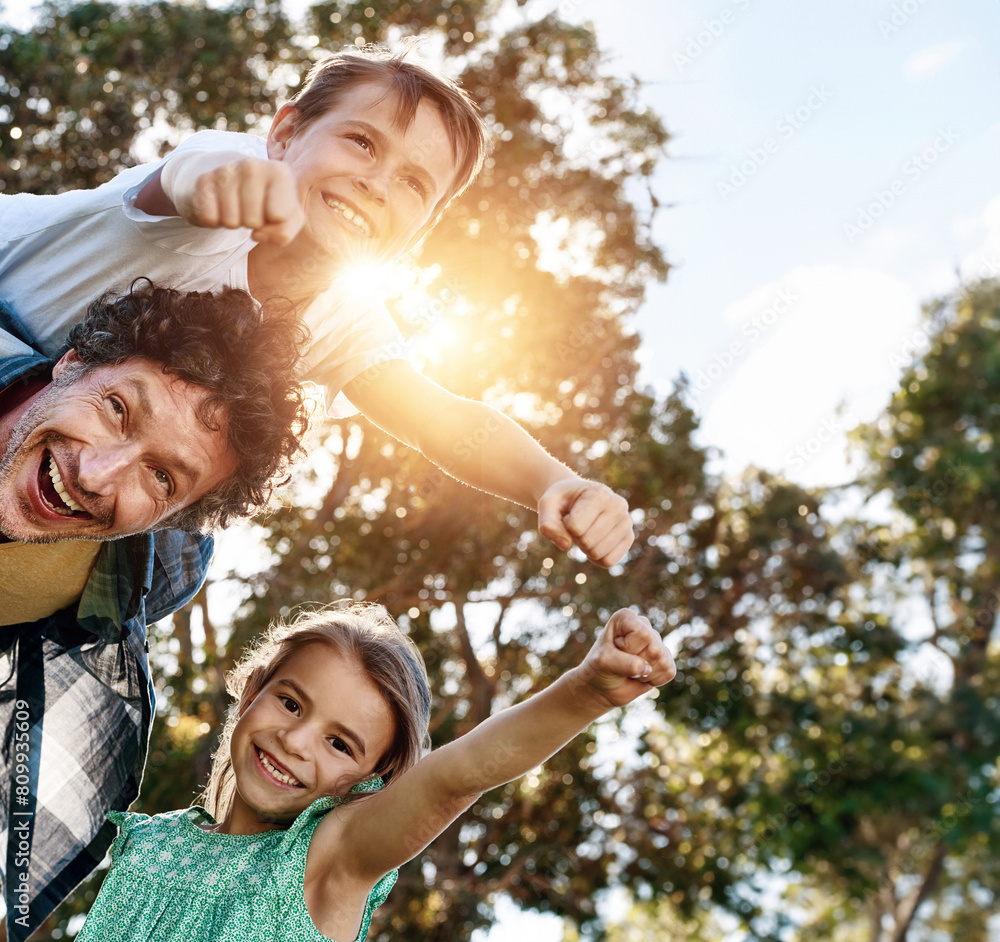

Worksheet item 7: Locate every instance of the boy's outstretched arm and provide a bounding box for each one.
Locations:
[134,150,304,246]
[328,610,675,884]
[344,360,635,567]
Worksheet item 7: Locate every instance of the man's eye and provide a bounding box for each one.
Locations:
[109,397,125,422]
[153,469,172,494]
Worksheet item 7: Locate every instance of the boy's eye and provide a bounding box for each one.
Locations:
[351,134,374,153]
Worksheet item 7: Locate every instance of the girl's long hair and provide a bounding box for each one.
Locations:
[200,603,430,821]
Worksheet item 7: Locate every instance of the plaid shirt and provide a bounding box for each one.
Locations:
[0,307,213,941]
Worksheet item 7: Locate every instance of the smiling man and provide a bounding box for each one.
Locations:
[0,349,237,543]
[0,281,309,941]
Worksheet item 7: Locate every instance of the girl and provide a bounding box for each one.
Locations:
[76,603,675,942]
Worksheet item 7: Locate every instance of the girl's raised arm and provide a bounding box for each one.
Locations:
[324,609,675,885]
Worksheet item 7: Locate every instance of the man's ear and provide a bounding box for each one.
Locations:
[266,104,302,160]
[51,348,82,380]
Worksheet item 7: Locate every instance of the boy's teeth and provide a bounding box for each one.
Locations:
[48,457,85,514]
[258,749,301,786]
[326,198,371,236]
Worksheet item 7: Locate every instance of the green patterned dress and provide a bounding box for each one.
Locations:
[75,796,397,942]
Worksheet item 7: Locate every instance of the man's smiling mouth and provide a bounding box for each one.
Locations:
[323,196,374,238]
[39,451,90,517]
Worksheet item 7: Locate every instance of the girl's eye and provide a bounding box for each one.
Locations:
[280,696,300,714]
[351,134,373,153]
[328,737,351,756]
[405,177,426,197]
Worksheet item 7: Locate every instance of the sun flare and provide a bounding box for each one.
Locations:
[322,259,463,366]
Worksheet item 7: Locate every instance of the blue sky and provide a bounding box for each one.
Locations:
[3,0,995,488]
[553,0,1000,489]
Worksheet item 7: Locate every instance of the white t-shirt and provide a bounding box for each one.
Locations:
[0,130,405,415]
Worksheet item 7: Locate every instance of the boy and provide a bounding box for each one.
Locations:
[0,45,634,568]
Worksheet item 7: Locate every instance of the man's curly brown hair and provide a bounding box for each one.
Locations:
[64,280,311,532]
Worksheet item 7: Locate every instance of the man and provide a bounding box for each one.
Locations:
[0,45,636,569]
[0,282,309,940]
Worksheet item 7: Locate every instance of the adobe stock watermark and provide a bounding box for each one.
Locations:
[691,284,799,397]
[843,127,959,243]
[974,255,1000,281]
[786,412,857,475]
[862,792,975,905]
[877,0,935,38]
[887,324,931,369]
[717,85,832,200]
[673,0,753,74]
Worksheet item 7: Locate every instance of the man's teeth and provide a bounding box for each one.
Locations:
[258,749,302,787]
[325,197,372,236]
[48,457,85,514]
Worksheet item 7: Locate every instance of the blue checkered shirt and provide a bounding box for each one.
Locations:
[0,304,213,941]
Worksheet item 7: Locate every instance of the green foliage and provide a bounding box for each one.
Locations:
[0,0,295,192]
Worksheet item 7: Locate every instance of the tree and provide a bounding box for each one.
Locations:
[606,283,1000,941]
[847,278,1000,940]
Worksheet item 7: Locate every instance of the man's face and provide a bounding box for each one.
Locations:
[267,80,460,264]
[0,352,238,543]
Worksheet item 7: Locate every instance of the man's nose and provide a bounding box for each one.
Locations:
[76,442,139,495]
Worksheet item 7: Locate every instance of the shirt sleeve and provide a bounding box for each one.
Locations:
[120,130,268,257]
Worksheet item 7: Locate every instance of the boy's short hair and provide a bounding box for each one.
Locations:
[290,44,491,213]
[66,280,311,532]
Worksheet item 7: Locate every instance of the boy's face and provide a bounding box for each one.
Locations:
[226,643,395,834]
[267,80,460,264]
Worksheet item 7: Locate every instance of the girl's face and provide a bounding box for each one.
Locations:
[224,642,396,834]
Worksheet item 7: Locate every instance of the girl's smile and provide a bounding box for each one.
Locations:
[253,746,304,788]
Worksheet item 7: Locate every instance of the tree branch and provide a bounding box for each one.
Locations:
[889,844,947,942]
[454,593,494,727]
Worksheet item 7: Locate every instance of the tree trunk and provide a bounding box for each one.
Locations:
[174,602,193,670]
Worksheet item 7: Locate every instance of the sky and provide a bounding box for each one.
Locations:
[555,0,1000,491]
[1,0,996,937]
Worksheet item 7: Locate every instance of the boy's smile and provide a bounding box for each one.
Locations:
[224,643,396,835]
[264,79,460,266]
